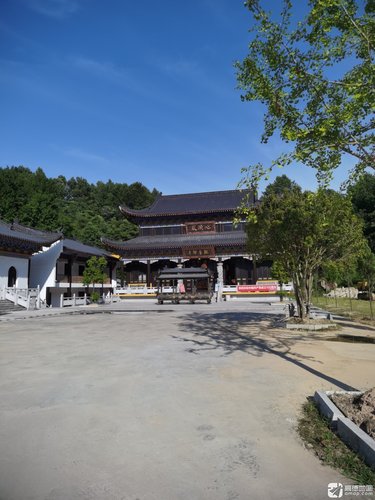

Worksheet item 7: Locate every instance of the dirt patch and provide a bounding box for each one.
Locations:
[288,318,334,325]
[331,388,375,440]
[286,317,339,331]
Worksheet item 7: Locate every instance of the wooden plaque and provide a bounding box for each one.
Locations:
[182,246,215,258]
[185,222,216,234]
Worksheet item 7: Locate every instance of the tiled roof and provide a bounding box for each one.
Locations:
[62,238,117,258]
[120,189,254,218]
[102,231,247,251]
[0,220,61,245]
[0,220,119,258]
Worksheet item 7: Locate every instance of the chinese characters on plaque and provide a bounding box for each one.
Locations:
[182,247,215,258]
[186,222,215,234]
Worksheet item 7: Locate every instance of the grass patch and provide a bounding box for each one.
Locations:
[298,400,375,485]
[312,296,375,326]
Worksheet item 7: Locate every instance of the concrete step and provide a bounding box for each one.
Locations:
[0,300,25,314]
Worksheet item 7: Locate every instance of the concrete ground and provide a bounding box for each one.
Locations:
[0,300,374,500]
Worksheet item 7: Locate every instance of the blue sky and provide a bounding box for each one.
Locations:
[1,0,354,195]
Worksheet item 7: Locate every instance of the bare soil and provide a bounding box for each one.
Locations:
[331,388,375,440]
[288,318,335,324]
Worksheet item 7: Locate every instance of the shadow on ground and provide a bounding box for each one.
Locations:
[334,319,375,332]
[175,311,357,391]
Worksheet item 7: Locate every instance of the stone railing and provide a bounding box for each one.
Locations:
[60,293,89,307]
[1,286,41,310]
[114,285,158,295]
[60,292,120,307]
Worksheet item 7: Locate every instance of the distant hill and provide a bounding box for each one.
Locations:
[0,166,160,247]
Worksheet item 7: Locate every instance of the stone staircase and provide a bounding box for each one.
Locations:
[0,300,25,315]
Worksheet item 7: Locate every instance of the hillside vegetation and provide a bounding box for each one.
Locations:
[0,166,159,247]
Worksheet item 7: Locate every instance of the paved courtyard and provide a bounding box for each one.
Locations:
[0,300,374,500]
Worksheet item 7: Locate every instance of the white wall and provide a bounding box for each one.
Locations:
[112,262,119,288]
[0,255,29,289]
[30,240,63,301]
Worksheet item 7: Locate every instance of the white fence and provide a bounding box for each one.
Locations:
[114,285,158,295]
[60,292,121,307]
[113,285,237,299]
[60,293,88,307]
[1,287,123,310]
[114,286,185,295]
[1,286,41,310]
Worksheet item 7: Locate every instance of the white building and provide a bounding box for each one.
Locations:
[0,220,119,309]
[30,238,119,307]
[0,220,61,290]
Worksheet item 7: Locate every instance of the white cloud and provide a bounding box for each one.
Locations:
[64,148,109,164]
[70,56,129,84]
[154,56,232,98]
[68,55,182,108]
[27,0,81,19]
[159,59,200,78]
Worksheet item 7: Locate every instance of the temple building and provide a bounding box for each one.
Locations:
[102,189,272,288]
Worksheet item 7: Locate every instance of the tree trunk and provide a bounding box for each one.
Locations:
[292,270,313,321]
[305,272,313,317]
[368,278,374,320]
[294,288,306,319]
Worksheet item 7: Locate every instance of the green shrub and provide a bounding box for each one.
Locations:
[90,291,100,303]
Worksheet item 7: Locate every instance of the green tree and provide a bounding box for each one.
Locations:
[321,260,347,288]
[263,175,301,197]
[0,166,65,230]
[82,256,108,297]
[271,260,291,300]
[102,217,139,242]
[236,0,374,184]
[0,165,159,247]
[358,246,375,317]
[245,187,366,319]
[0,166,40,222]
[126,182,158,209]
[358,247,375,292]
[271,261,290,283]
[348,172,375,252]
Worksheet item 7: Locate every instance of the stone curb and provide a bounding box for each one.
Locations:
[314,390,375,468]
[337,416,375,468]
[314,391,346,427]
[286,322,337,331]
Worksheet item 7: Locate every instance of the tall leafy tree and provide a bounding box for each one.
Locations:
[236,0,374,184]
[82,256,108,295]
[271,260,291,300]
[348,172,375,251]
[245,187,366,319]
[0,166,159,247]
[263,174,301,197]
[357,246,375,317]
[0,166,64,230]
